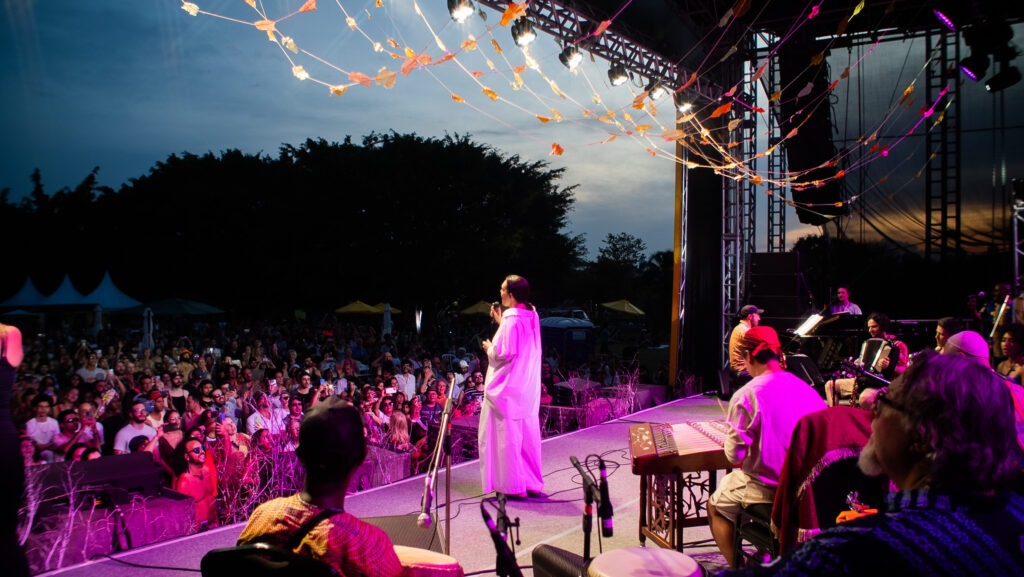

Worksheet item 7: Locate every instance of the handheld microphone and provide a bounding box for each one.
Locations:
[570,455,597,503]
[597,457,613,538]
[417,474,434,529]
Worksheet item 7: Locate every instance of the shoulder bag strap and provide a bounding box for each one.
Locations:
[284,507,342,550]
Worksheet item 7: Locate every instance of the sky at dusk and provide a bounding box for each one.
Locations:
[1,0,691,259]
[3,2,1021,259]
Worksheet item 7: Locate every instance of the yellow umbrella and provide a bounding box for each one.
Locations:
[335,300,379,314]
[373,302,402,314]
[601,299,645,316]
[460,300,494,315]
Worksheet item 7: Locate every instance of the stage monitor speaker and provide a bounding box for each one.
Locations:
[532,544,588,577]
[365,514,444,553]
[750,252,801,276]
[785,354,827,398]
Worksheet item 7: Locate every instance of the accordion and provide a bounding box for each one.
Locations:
[859,338,893,374]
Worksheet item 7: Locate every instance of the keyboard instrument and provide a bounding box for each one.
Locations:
[629,421,731,475]
[628,420,734,552]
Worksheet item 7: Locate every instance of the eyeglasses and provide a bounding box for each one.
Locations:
[188,446,206,455]
[873,389,905,417]
[212,394,224,399]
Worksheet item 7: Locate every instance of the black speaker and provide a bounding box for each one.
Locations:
[364,514,444,552]
[532,544,587,577]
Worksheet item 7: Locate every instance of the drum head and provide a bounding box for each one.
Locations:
[394,545,465,577]
[586,547,704,577]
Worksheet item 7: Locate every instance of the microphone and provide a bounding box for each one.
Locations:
[482,502,521,577]
[570,455,597,501]
[417,473,434,529]
[597,457,613,538]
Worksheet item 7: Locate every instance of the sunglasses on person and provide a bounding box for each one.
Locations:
[63,417,80,424]
[188,446,206,455]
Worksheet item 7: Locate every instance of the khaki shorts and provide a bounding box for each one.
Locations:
[708,469,775,523]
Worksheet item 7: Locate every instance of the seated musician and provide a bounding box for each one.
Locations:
[721,351,1024,576]
[825,312,908,406]
[707,326,827,568]
[728,305,763,386]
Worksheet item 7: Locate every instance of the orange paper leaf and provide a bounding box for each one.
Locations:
[732,0,751,18]
[645,148,657,157]
[661,130,685,141]
[462,37,478,51]
[299,0,316,13]
[550,143,564,156]
[349,72,372,87]
[499,3,527,27]
[512,65,527,74]
[491,39,503,54]
[329,85,348,96]
[436,53,456,65]
[482,87,499,101]
[710,101,733,118]
[451,94,464,103]
[471,71,484,78]
[375,68,397,88]
[594,20,611,35]
[536,116,551,123]
[254,19,276,32]
[680,72,697,91]
[601,134,618,144]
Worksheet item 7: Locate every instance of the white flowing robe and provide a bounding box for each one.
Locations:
[478,305,544,495]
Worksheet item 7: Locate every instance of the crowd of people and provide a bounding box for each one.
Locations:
[8,303,637,531]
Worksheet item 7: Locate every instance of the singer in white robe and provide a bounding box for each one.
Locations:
[479,275,544,497]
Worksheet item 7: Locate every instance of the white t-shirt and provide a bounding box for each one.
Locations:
[26,417,60,447]
[113,422,157,454]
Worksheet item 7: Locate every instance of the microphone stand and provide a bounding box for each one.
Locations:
[424,393,457,554]
[570,455,600,562]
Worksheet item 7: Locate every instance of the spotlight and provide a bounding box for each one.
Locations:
[646,79,667,101]
[674,92,692,113]
[608,63,630,86]
[986,63,1022,92]
[511,18,536,47]
[959,53,990,81]
[448,0,474,23]
[559,45,582,70]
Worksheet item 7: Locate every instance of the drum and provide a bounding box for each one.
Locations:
[585,546,706,577]
[394,545,465,577]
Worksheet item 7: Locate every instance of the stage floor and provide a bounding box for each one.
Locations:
[38,394,731,577]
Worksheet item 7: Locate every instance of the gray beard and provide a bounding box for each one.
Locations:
[857,437,885,478]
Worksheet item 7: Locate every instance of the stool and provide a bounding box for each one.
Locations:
[394,545,464,577]
[732,503,779,568]
[586,546,706,577]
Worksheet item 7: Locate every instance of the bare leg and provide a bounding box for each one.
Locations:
[708,501,738,568]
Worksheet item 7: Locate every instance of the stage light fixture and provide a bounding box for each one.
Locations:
[674,93,692,113]
[511,19,536,48]
[932,8,957,32]
[646,79,667,101]
[986,62,1022,92]
[959,53,990,81]
[559,46,582,70]
[608,63,629,86]
[448,0,474,23]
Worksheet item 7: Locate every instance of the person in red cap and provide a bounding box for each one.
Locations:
[708,325,827,567]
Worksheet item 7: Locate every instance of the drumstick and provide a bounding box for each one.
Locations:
[715,396,728,419]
